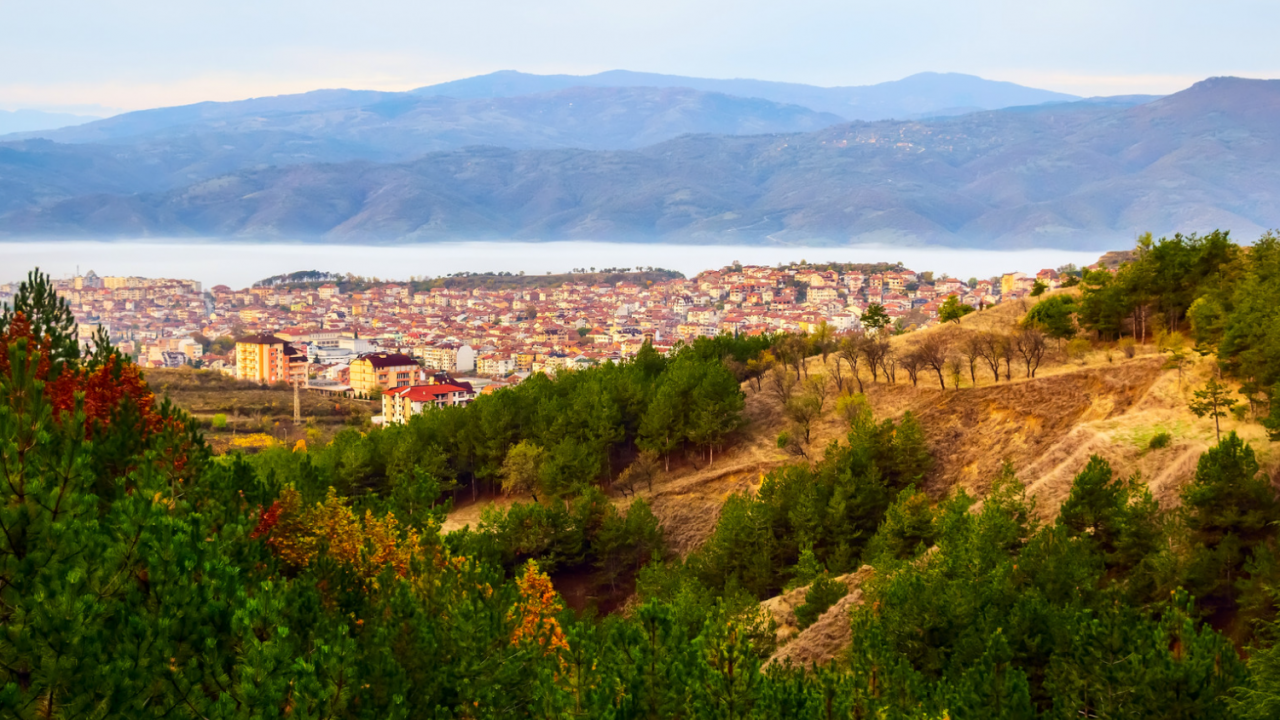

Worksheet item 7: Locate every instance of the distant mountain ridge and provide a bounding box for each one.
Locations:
[2,77,1273,250]
[5,86,844,154]
[0,70,1098,225]
[3,69,1083,148]
[0,109,103,135]
[412,69,1080,119]
[412,70,1082,120]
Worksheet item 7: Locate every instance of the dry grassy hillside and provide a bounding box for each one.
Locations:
[759,300,1275,517]
[444,294,1277,552]
[761,567,874,670]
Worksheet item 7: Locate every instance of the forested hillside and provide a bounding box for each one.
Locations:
[1,230,1279,718]
[3,78,1276,247]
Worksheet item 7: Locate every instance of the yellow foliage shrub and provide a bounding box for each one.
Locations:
[231,433,275,448]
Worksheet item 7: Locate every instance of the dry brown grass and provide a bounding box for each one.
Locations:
[762,566,875,670]
[147,367,376,452]
[442,292,1278,553]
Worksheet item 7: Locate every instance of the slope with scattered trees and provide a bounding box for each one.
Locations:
[3,259,1280,718]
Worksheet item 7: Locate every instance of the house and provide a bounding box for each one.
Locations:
[829,313,858,331]
[235,334,307,385]
[349,352,423,397]
[382,382,476,424]
[1000,272,1028,296]
[807,287,839,303]
[476,352,516,376]
[419,343,476,373]
[686,307,719,324]
[1036,269,1061,289]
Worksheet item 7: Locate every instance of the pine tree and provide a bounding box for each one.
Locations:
[0,268,80,372]
[1189,377,1238,443]
[1057,455,1161,574]
[1181,432,1279,619]
[1263,380,1280,441]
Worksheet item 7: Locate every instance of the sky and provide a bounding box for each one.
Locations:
[2,0,1279,114]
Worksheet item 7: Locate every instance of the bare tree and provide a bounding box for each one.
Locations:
[1015,327,1048,378]
[946,355,965,390]
[882,342,898,385]
[785,393,823,444]
[917,333,951,389]
[777,428,809,459]
[794,334,813,379]
[862,336,888,384]
[999,333,1017,381]
[900,349,924,386]
[962,332,984,386]
[766,364,798,406]
[975,332,1002,382]
[616,450,660,497]
[838,336,865,393]
[774,334,805,380]
[745,351,775,392]
[812,322,835,367]
[805,374,832,415]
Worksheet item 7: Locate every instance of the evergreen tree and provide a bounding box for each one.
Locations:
[1234,610,1280,719]
[1023,294,1077,342]
[687,367,745,465]
[1264,380,1280,441]
[1189,377,1238,443]
[794,573,847,630]
[939,295,975,323]
[1181,433,1279,620]
[500,439,546,499]
[862,303,890,333]
[1057,455,1162,575]
[0,268,80,371]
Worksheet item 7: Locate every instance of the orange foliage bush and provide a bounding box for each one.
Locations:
[0,311,163,439]
[252,487,422,587]
[509,562,569,655]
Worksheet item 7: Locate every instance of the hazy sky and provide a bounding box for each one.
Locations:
[3,0,1278,114]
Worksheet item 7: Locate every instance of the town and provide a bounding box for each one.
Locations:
[2,260,1081,422]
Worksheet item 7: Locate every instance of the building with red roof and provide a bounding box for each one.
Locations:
[382,383,477,424]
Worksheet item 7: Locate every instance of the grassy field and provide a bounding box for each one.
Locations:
[145,368,377,453]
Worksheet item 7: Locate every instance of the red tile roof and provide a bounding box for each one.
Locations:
[387,384,468,401]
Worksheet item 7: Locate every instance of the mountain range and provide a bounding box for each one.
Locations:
[410,70,1082,120]
[0,109,103,135]
[0,71,1274,248]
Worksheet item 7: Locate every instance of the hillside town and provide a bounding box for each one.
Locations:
[2,261,1075,420]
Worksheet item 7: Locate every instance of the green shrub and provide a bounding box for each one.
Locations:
[1148,431,1172,450]
[1066,337,1091,365]
[1118,337,1137,358]
[211,413,228,429]
[794,573,847,630]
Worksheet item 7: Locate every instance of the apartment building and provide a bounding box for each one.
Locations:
[476,352,516,377]
[349,352,422,396]
[418,343,476,373]
[382,382,476,424]
[236,334,307,385]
